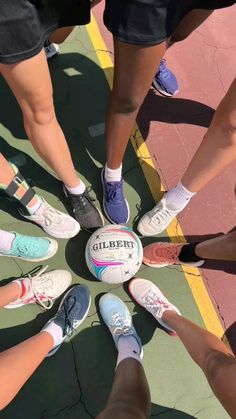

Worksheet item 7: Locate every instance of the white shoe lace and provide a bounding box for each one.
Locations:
[150,204,176,227]
[141,290,171,318]
[111,312,132,336]
[41,202,63,226]
[29,265,54,310]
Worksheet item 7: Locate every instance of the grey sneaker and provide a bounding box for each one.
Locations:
[43,284,91,356]
[20,198,80,239]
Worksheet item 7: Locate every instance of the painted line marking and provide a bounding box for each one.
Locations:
[86,15,224,338]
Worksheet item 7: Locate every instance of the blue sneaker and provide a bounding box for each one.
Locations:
[0,232,58,262]
[99,293,143,357]
[101,168,130,224]
[152,60,179,97]
[43,284,91,356]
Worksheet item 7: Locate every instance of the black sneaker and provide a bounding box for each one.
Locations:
[64,186,104,232]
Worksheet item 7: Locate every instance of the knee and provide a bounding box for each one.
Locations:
[23,97,56,126]
[111,94,141,115]
[203,349,234,384]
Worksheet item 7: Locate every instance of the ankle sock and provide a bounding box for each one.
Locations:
[116,336,141,367]
[104,164,122,182]
[165,182,196,211]
[179,243,204,264]
[42,321,63,347]
[66,180,86,195]
[0,230,15,253]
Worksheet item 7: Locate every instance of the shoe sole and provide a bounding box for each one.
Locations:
[143,259,205,268]
[63,186,104,232]
[101,170,130,225]
[47,286,92,357]
[152,80,179,97]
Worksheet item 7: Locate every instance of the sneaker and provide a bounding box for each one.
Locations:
[99,293,143,357]
[143,242,204,268]
[63,186,104,232]
[4,266,72,310]
[20,198,80,239]
[137,196,180,236]
[101,168,130,224]
[152,60,179,97]
[0,232,58,262]
[43,284,91,356]
[44,42,60,60]
[129,278,181,333]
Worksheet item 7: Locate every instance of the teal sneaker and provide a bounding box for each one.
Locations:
[44,284,91,356]
[99,293,143,357]
[0,232,58,262]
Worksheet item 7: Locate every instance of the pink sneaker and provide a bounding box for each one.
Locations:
[143,242,204,268]
[129,278,181,333]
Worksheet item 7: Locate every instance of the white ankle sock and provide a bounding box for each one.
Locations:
[116,336,142,368]
[65,180,86,195]
[104,164,122,182]
[42,321,63,347]
[28,198,42,215]
[165,182,196,211]
[0,230,15,252]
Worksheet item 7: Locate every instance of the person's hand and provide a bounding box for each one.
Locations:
[90,0,103,8]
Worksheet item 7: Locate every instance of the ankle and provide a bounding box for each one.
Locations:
[65,180,86,195]
[165,182,196,211]
[162,309,180,325]
[105,164,122,182]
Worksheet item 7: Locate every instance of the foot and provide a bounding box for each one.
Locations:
[44,42,60,60]
[129,278,181,333]
[64,186,104,232]
[101,168,130,224]
[99,293,143,357]
[137,196,180,236]
[0,232,58,262]
[20,198,80,239]
[152,60,179,97]
[43,284,91,356]
[4,267,72,310]
[143,242,204,268]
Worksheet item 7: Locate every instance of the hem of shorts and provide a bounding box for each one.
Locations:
[0,24,59,64]
[107,30,168,46]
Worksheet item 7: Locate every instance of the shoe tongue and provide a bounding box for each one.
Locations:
[20,279,31,298]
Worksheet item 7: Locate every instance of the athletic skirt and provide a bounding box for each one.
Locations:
[0,0,90,64]
[104,0,236,46]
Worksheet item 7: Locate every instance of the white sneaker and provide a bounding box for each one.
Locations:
[129,278,181,333]
[137,196,181,236]
[20,198,80,239]
[5,266,72,310]
[44,43,60,60]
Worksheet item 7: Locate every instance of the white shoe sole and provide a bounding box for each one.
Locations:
[143,259,205,268]
[0,237,58,262]
[152,80,179,97]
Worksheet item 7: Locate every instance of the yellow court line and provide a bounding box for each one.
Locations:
[86,15,224,338]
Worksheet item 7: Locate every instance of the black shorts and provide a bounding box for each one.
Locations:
[104,0,236,46]
[0,0,90,64]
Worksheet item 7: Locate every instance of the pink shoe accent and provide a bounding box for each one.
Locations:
[143,242,184,268]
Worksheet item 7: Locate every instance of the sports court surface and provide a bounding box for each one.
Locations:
[0,5,235,419]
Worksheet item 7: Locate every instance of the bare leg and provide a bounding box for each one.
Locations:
[195,231,236,262]
[0,282,21,307]
[106,39,166,169]
[0,50,80,188]
[170,9,213,44]
[96,359,150,419]
[182,78,236,192]
[49,27,75,44]
[163,311,236,418]
[0,332,53,410]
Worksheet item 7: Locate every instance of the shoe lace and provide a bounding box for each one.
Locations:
[60,295,78,337]
[153,244,181,264]
[42,204,63,226]
[111,312,132,336]
[29,266,54,310]
[141,290,170,317]
[70,188,96,210]
[158,59,170,79]
[105,182,122,202]
[15,238,40,256]
[151,205,175,226]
